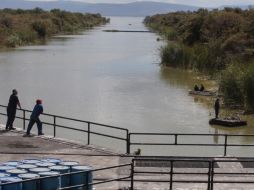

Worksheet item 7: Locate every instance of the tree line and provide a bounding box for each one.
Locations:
[0,8,109,48]
[144,8,254,111]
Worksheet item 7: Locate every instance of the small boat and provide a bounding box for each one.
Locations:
[189,90,216,96]
[209,118,247,127]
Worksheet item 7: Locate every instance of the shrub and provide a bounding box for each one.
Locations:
[6,34,21,47]
[31,21,48,38]
[220,64,244,105]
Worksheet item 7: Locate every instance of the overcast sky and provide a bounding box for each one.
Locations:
[27,0,254,7]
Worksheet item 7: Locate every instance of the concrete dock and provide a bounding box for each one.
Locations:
[0,126,254,190]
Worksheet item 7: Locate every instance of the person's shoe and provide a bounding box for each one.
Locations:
[9,127,16,130]
[23,133,32,137]
[38,133,44,136]
[5,127,9,131]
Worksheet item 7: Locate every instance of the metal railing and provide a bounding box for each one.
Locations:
[1,104,254,156]
[129,132,254,156]
[0,104,130,153]
[0,163,132,190]
[131,158,254,190]
[3,158,254,190]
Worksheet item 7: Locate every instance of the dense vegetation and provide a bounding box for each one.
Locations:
[144,8,254,111]
[0,8,109,48]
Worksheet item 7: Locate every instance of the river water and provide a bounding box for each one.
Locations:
[0,17,253,156]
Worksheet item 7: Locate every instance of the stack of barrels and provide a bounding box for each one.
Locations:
[0,158,93,190]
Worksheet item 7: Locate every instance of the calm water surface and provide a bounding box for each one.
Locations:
[0,17,253,156]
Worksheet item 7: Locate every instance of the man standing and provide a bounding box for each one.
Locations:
[25,99,44,136]
[214,98,220,119]
[6,89,21,130]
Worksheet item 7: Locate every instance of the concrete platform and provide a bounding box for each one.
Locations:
[0,127,254,190]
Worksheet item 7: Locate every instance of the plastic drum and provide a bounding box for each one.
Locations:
[0,166,15,173]
[60,161,79,169]
[18,173,39,190]
[17,164,37,170]
[2,161,21,167]
[0,177,22,190]
[49,165,70,187]
[38,171,60,190]
[6,169,27,177]
[29,167,51,174]
[71,165,93,190]
[36,162,55,168]
[22,159,41,165]
[41,158,62,165]
[0,173,10,178]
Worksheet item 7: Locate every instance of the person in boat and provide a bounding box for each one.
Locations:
[200,84,205,91]
[214,98,220,118]
[194,84,199,91]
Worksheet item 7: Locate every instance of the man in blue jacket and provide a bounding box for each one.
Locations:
[25,99,44,136]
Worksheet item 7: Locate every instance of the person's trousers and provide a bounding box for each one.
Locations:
[6,109,16,129]
[26,117,43,135]
[215,109,219,118]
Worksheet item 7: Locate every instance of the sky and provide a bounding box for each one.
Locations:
[27,0,254,7]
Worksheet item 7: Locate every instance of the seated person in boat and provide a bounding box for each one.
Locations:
[200,84,205,91]
[194,85,199,91]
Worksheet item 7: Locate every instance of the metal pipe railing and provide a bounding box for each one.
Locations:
[1,104,254,156]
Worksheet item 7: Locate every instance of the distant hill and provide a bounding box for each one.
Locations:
[0,0,199,16]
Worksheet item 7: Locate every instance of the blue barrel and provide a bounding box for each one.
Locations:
[60,161,79,170]
[3,161,21,167]
[22,159,41,165]
[36,162,55,168]
[6,169,27,177]
[49,165,70,188]
[71,165,93,190]
[38,171,60,190]
[18,173,39,190]
[17,164,37,171]
[41,158,62,165]
[29,167,51,174]
[0,177,22,190]
[0,174,9,178]
[0,166,15,173]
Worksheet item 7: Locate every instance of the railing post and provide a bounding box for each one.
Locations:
[208,161,211,190]
[53,116,56,137]
[169,160,173,190]
[224,135,228,156]
[87,122,90,145]
[23,110,26,130]
[210,161,214,190]
[130,160,134,190]
[174,134,178,145]
[127,131,130,154]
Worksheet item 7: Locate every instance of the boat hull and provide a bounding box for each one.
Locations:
[209,118,247,127]
[189,90,216,96]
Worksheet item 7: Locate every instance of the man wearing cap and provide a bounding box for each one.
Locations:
[25,99,44,136]
[6,89,21,130]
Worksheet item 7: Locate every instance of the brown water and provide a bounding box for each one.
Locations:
[0,17,253,156]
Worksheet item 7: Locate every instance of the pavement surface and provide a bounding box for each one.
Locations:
[0,126,254,190]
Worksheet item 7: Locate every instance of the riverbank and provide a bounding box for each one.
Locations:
[144,8,254,112]
[0,8,109,48]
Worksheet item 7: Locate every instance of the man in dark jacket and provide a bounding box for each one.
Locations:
[6,89,21,130]
[25,99,44,136]
[214,98,220,119]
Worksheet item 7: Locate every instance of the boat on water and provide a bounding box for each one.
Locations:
[189,90,217,96]
[209,118,247,127]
